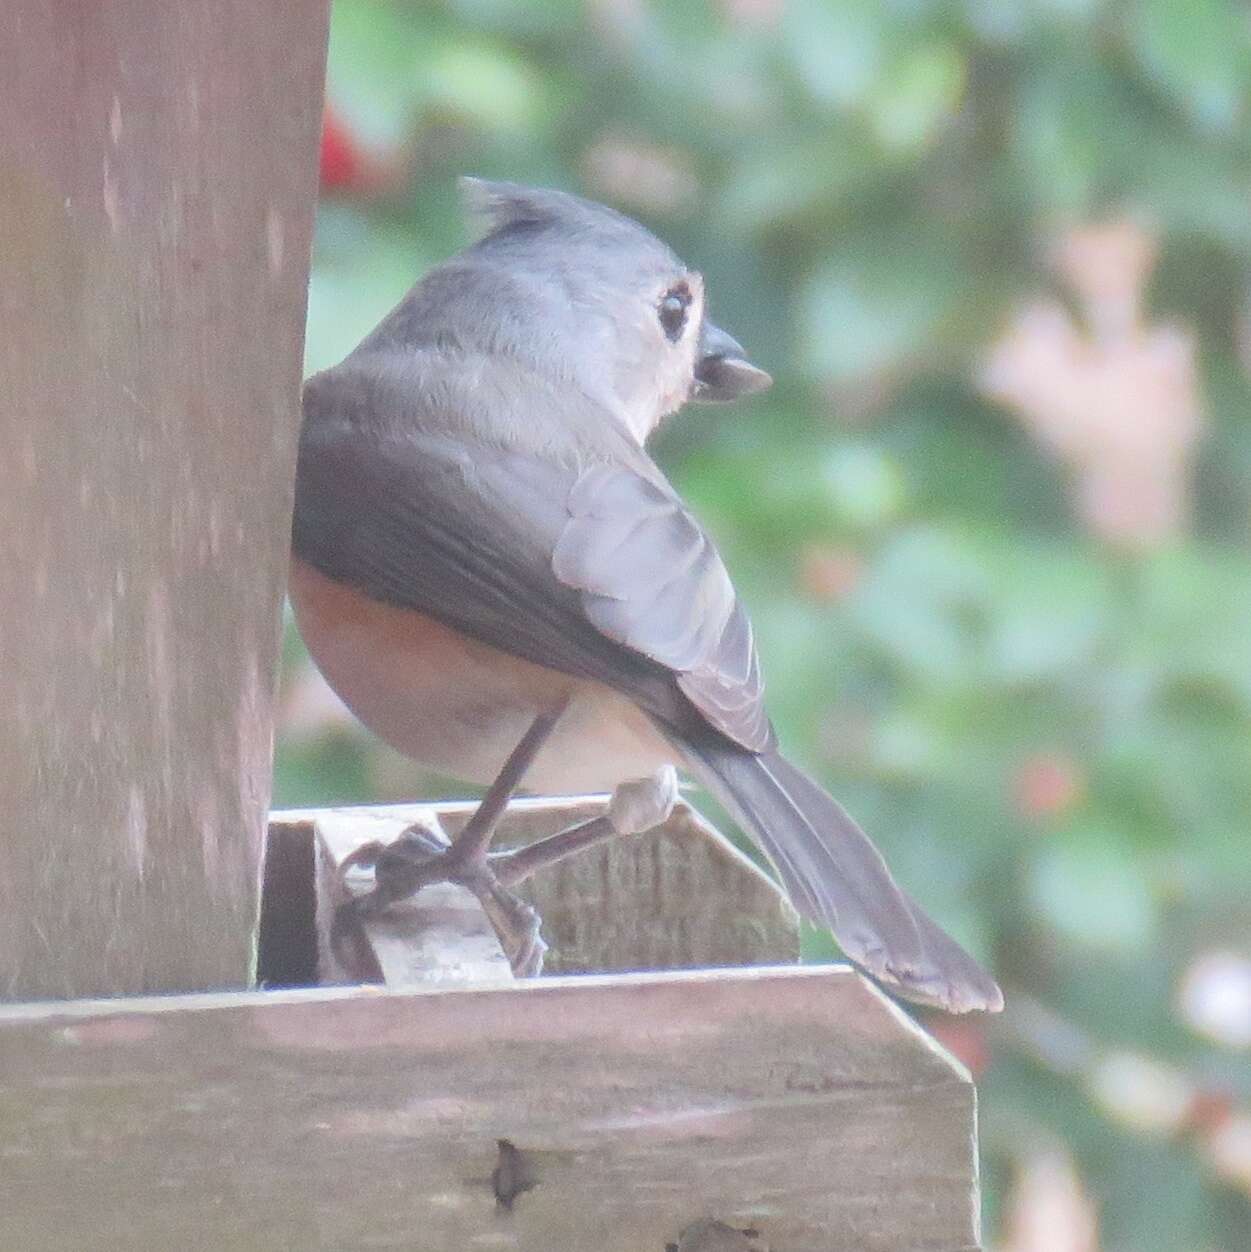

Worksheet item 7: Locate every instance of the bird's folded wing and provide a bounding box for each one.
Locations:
[293,418,772,753]
[553,463,771,751]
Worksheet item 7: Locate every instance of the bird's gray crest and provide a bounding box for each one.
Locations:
[458,177,571,237]
[458,176,679,263]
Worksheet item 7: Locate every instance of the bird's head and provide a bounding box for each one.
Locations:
[458,178,771,442]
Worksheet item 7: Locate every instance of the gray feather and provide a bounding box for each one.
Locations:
[685,741,1003,1014]
[550,463,771,750]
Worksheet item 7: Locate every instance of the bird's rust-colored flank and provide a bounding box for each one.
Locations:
[290,555,678,795]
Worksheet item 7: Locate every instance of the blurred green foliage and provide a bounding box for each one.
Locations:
[277,2,1251,1245]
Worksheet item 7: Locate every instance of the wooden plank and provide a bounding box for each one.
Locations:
[264,797,801,988]
[0,967,980,1251]
[0,3,329,997]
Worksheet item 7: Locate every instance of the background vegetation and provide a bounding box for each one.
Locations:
[275,3,1251,1246]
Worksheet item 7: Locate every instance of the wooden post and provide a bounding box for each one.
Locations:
[0,3,329,997]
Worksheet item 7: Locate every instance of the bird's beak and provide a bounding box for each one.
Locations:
[690,321,772,403]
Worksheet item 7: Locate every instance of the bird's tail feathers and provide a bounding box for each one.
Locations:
[683,741,1002,1015]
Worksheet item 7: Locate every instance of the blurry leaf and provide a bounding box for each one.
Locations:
[419,40,550,135]
[983,550,1109,682]
[1098,1138,1211,1252]
[880,386,1073,531]
[745,594,851,733]
[1119,552,1251,711]
[820,443,906,529]
[677,432,891,546]
[865,41,966,154]
[850,526,992,683]
[1048,944,1182,1046]
[1150,235,1245,341]
[272,736,371,809]
[1126,0,1250,134]
[445,0,584,39]
[800,228,966,384]
[871,708,947,777]
[326,0,426,146]
[1029,823,1159,952]
[304,210,430,374]
[716,135,874,235]
[1012,57,1156,217]
[1142,152,1251,258]
[781,0,886,110]
[684,30,781,131]
[964,0,1099,43]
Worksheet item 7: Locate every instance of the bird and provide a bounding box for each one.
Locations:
[289,177,1002,1014]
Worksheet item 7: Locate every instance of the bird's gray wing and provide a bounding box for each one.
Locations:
[551,463,770,750]
[293,413,772,752]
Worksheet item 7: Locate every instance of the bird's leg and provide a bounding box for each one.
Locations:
[339,704,566,976]
[440,706,565,875]
[491,766,679,888]
[350,704,566,914]
[466,766,677,972]
[338,711,679,979]
[478,766,678,973]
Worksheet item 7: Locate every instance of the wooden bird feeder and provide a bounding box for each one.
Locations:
[0,6,982,1249]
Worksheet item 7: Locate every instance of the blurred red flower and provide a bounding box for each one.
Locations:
[1013,752,1084,822]
[320,106,365,193]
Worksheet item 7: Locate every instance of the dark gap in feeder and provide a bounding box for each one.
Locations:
[256,821,319,988]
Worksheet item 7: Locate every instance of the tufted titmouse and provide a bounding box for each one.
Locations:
[290,179,1002,1014]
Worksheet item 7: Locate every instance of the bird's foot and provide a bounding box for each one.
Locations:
[465,870,548,978]
[339,819,453,916]
[336,765,678,980]
[338,818,547,977]
[605,765,679,835]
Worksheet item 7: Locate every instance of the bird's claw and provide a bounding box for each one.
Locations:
[467,871,548,978]
[338,818,548,978]
[342,819,452,908]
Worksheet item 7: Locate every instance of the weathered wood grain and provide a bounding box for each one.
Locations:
[0,2,329,997]
[0,967,980,1251]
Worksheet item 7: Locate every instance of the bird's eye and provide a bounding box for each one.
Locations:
[658,287,690,342]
